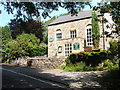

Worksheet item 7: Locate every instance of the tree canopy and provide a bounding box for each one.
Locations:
[94,1,120,70]
[92,11,100,48]
[0,26,12,46]
[1,2,91,21]
[93,1,120,35]
[1,2,91,44]
[9,19,45,42]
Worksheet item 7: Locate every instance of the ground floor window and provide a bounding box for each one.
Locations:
[73,43,80,50]
[65,43,72,56]
[58,46,62,53]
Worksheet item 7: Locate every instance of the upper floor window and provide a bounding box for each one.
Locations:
[70,30,76,38]
[86,26,93,46]
[56,29,62,40]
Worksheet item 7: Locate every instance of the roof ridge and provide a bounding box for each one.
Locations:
[59,10,92,17]
[49,10,101,26]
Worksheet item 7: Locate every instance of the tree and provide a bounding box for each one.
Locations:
[109,2,120,34]
[94,1,120,70]
[109,40,118,57]
[2,33,48,62]
[16,33,40,46]
[109,2,120,70]
[1,2,91,44]
[93,2,120,36]
[41,16,58,44]
[92,11,100,48]
[1,2,91,21]
[44,16,57,26]
[16,33,40,56]
[9,19,45,42]
[0,26,12,46]
[2,33,40,61]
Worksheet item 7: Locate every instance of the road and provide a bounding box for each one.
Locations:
[1,66,67,89]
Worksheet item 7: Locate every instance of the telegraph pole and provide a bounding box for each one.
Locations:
[101,13,105,49]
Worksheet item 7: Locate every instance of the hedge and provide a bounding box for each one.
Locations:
[66,49,111,67]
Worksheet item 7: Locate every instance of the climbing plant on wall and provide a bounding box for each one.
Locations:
[92,11,100,48]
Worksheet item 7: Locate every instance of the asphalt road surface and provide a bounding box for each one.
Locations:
[2,67,67,89]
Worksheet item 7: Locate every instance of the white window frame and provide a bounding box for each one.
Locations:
[56,29,62,40]
[70,30,76,38]
[58,46,62,53]
[64,43,72,56]
[86,26,93,46]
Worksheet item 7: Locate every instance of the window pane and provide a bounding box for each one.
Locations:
[89,32,91,34]
[58,46,62,53]
[77,44,80,49]
[65,43,72,56]
[73,43,80,50]
[70,30,76,38]
[56,31,62,40]
[86,27,93,46]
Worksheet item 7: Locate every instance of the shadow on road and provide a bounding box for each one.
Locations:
[97,70,120,89]
[2,64,120,89]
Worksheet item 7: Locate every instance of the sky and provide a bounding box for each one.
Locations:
[0,1,99,27]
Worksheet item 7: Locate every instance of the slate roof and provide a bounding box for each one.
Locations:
[48,10,102,26]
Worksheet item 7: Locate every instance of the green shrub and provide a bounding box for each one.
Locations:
[97,67,104,71]
[58,66,84,71]
[3,60,10,64]
[87,50,111,67]
[111,64,119,70]
[0,26,12,47]
[69,53,79,64]
[66,52,86,66]
[109,40,118,57]
[58,63,118,71]
[64,48,119,71]
[29,46,48,57]
[73,62,85,67]
[82,66,98,71]
[65,57,72,66]
[3,40,27,60]
[2,33,48,62]
[86,51,101,67]
[65,49,111,67]
[103,59,113,67]
[92,48,100,52]
[16,33,40,46]
[111,56,119,65]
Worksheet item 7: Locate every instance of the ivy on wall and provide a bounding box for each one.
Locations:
[92,11,100,48]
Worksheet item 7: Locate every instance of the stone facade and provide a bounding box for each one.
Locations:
[12,56,66,69]
[48,11,117,57]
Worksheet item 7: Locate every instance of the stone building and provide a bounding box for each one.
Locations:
[48,10,117,57]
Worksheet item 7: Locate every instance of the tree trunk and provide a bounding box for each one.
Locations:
[118,36,120,71]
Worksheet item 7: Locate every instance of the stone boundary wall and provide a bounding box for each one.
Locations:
[12,56,67,69]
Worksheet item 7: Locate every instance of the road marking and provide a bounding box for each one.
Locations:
[2,68,66,88]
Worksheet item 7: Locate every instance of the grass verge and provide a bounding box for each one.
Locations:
[58,64,119,72]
